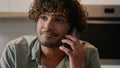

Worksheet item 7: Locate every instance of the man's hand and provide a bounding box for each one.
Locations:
[59,35,85,68]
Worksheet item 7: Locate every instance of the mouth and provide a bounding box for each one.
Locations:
[42,32,55,37]
[40,30,59,38]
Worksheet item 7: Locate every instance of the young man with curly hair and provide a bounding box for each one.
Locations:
[0,0,101,68]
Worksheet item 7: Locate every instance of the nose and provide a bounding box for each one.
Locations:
[43,17,54,30]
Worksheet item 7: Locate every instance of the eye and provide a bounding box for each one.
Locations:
[39,15,48,21]
[55,18,65,24]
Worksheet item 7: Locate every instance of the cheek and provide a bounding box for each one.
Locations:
[36,22,43,32]
[57,25,70,35]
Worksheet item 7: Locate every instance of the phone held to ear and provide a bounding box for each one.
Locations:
[63,28,74,51]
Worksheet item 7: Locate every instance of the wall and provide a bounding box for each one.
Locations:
[81,0,120,5]
[0,0,33,12]
[1,0,120,12]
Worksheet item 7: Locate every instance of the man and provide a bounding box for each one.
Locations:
[0,0,101,68]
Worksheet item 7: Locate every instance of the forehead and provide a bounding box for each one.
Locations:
[40,12,66,18]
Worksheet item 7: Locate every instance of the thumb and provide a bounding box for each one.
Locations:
[59,46,72,56]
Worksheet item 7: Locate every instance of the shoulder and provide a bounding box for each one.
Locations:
[80,40,99,57]
[12,35,36,45]
[80,40,98,51]
[4,35,37,51]
[80,40,101,68]
[8,35,36,46]
[80,40,100,59]
[0,35,37,68]
[1,35,37,58]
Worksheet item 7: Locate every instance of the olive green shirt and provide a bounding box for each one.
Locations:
[0,35,101,68]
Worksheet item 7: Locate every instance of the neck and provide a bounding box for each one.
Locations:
[41,45,65,60]
[41,45,65,68]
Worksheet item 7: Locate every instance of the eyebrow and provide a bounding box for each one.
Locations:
[39,13,66,18]
[55,13,66,18]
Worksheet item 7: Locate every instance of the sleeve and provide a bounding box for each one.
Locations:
[0,42,15,68]
[88,48,101,68]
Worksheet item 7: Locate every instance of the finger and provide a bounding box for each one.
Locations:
[65,35,83,49]
[62,39,76,50]
[64,35,82,49]
[65,35,78,42]
[59,46,72,56]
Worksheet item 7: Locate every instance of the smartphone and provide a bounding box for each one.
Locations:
[63,27,74,51]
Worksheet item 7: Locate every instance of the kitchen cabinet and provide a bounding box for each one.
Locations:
[81,0,120,5]
[0,12,28,17]
[0,0,33,17]
[10,0,33,12]
[0,0,9,12]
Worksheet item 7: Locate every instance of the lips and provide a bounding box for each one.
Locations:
[40,30,59,38]
[42,32,54,37]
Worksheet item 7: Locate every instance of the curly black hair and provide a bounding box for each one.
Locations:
[29,0,88,38]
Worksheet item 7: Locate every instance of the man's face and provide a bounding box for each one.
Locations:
[36,12,71,48]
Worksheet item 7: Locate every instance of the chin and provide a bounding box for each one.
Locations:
[37,34,63,48]
[39,38,62,48]
[40,41,60,48]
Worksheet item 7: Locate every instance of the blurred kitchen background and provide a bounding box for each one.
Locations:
[0,0,120,68]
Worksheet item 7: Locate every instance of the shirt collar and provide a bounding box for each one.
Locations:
[30,38,41,60]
